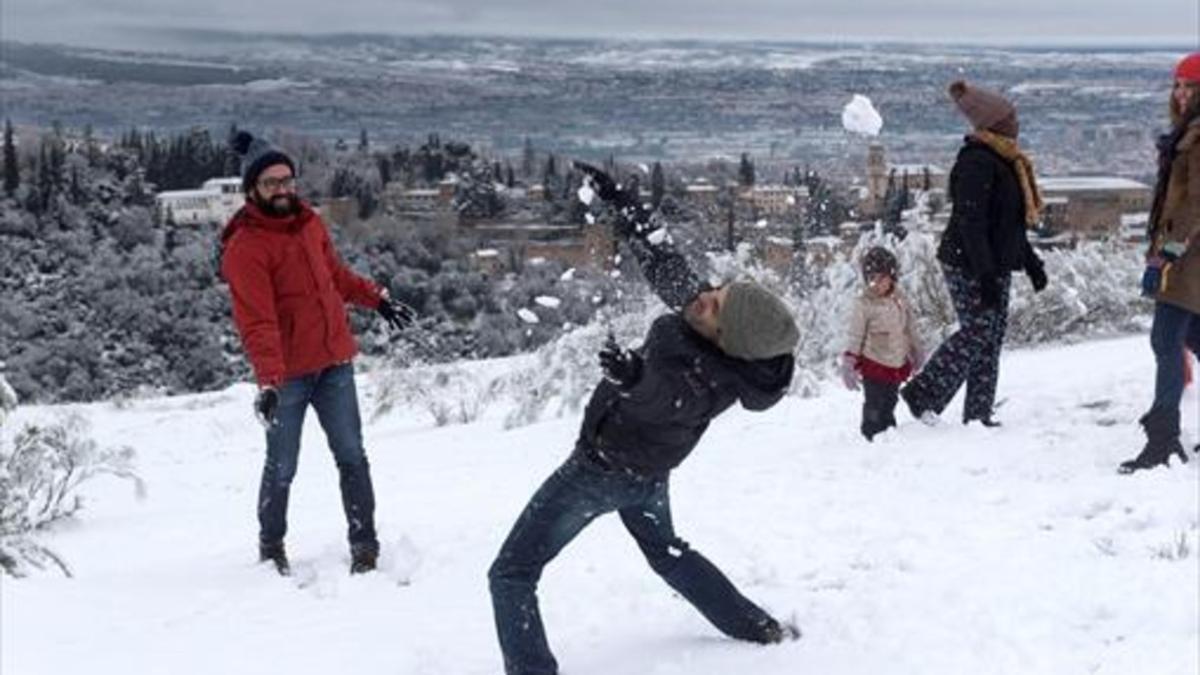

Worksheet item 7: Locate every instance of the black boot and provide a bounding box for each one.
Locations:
[259,541,291,576]
[350,543,378,575]
[756,616,801,644]
[1118,408,1188,474]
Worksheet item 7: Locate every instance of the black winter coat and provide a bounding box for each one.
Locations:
[937,139,1040,279]
[574,224,794,476]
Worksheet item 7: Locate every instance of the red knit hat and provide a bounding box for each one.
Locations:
[1176,52,1200,84]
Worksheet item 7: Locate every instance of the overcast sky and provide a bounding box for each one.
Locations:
[3,0,1198,49]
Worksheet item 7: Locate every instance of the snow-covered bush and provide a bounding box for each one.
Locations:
[374,361,502,427]
[1007,239,1145,344]
[0,372,144,577]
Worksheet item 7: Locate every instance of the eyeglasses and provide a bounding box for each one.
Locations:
[257,176,296,192]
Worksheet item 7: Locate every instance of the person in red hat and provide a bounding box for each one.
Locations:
[1119,53,1200,473]
[219,131,416,574]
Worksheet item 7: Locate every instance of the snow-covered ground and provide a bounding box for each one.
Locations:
[3,335,1198,675]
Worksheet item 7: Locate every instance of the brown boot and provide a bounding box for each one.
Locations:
[350,545,377,575]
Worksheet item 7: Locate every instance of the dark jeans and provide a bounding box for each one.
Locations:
[488,453,777,675]
[862,377,899,440]
[258,362,378,552]
[903,264,1010,422]
[1149,301,1200,414]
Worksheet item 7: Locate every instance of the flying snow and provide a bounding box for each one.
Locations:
[577,184,596,205]
[516,308,540,324]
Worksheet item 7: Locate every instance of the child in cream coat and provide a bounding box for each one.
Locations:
[840,247,925,440]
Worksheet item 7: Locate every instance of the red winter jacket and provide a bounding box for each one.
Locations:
[220,201,382,387]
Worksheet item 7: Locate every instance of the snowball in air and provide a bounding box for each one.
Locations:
[534,296,561,308]
[842,94,883,136]
[517,308,540,324]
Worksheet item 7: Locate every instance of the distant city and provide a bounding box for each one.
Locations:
[0,35,1185,183]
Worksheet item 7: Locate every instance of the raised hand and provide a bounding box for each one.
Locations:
[574,161,623,203]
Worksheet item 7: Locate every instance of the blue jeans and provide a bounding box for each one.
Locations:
[1150,301,1200,413]
[488,453,777,675]
[257,362,377,552]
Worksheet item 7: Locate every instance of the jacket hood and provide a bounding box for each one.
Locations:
[735,354,794,410]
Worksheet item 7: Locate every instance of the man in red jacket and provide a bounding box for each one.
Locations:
[220,131,414,575]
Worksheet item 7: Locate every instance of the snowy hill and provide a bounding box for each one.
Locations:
[2,335,1197,675]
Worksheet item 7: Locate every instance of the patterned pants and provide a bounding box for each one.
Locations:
[902,264,1011,423]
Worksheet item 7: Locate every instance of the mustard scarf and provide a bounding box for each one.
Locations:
[970,130,1044,227]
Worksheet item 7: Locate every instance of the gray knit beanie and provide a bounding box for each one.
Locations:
[230,130,296,192]
[717,281,799,360]
[948,80,1016,135]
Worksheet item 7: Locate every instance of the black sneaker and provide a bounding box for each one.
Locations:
[259,542,290,576]
[964,416,1001,428]
[350,546,378,575]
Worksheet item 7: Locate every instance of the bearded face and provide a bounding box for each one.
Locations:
[252,165,301,216]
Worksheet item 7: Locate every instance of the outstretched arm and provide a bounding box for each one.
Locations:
[576,162,705,311]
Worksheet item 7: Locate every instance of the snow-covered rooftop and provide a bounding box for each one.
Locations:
[1039,177,1150,192]
[156,189,219,200]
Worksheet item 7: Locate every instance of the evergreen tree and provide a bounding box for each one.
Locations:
[359,128,369,153]
[521,137,535,178]
[650,162,665,208]
[377,155,393,186]
[542,154,559,201]
[3,119,18,196]
[738,152,756,187]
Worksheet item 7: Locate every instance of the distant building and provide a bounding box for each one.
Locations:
[383,177,458,215]
[865,144,947,217]
[1038,176,1152,239]
[738,184,809,217]
[463,218,614,274]
[683,182,719,207]
[155,177,243,225]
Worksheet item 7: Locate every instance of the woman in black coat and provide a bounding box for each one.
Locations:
[901,80,1047,426]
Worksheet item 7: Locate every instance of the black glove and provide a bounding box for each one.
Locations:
[599,334,643,389]
[377,296,417,331]
[574,161,625,204]
[978,275,1001,308]
[1025,257,1048,293]
[254,387,279,428]
[574,161,652,239]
